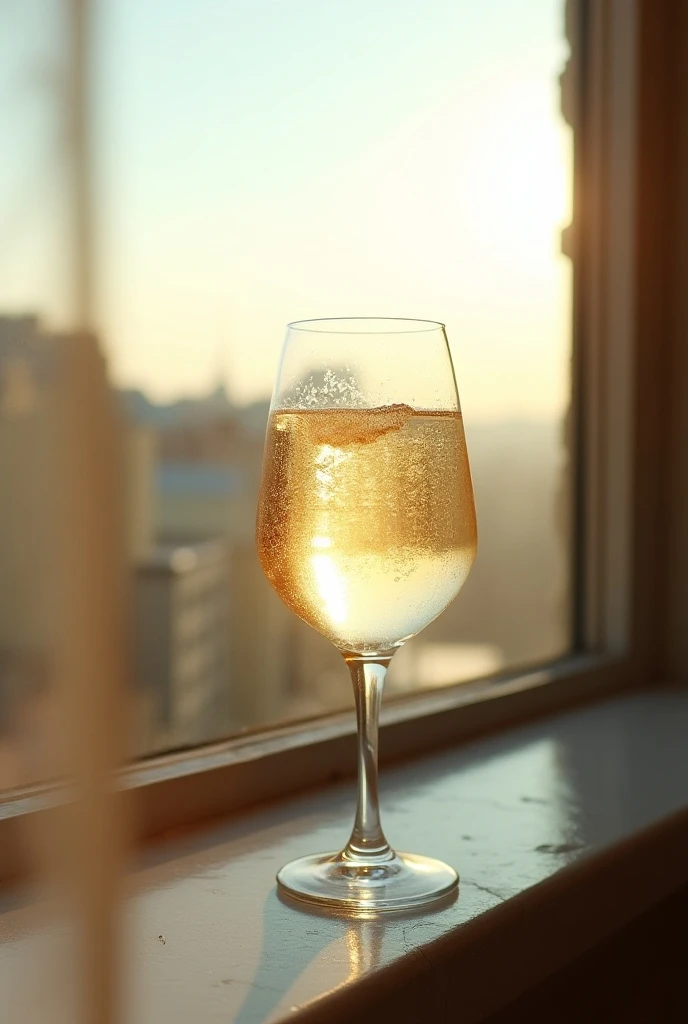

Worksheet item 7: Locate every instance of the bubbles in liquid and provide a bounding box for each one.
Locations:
[257,406,477,655]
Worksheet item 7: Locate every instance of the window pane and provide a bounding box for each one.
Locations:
[93,0,574,753]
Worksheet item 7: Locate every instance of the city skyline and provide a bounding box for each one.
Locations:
[1,311,570,759]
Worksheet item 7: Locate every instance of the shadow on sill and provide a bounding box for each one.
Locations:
[485,885,688,1023]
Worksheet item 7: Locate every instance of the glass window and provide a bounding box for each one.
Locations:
[2,0,574,763]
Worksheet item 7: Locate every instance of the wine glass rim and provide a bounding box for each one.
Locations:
[287,317,446,335]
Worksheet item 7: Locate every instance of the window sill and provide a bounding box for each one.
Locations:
[0,654,631,885]
[1,687,687,1022]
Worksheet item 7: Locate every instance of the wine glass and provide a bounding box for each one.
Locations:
[256,318,477,911]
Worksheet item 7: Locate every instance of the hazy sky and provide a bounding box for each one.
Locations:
[2,0,571,421]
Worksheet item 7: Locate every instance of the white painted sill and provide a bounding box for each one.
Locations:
[1,687,687,1023]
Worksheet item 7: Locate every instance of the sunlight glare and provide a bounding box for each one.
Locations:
[311,554,347,625]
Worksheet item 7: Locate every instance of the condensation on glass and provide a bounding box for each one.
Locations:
[1,0,576,767]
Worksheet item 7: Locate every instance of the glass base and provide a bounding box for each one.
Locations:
[277,850,458,913]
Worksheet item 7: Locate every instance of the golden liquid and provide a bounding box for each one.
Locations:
[256,405,477,654]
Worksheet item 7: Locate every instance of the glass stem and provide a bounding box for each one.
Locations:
[343,656,393,862]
